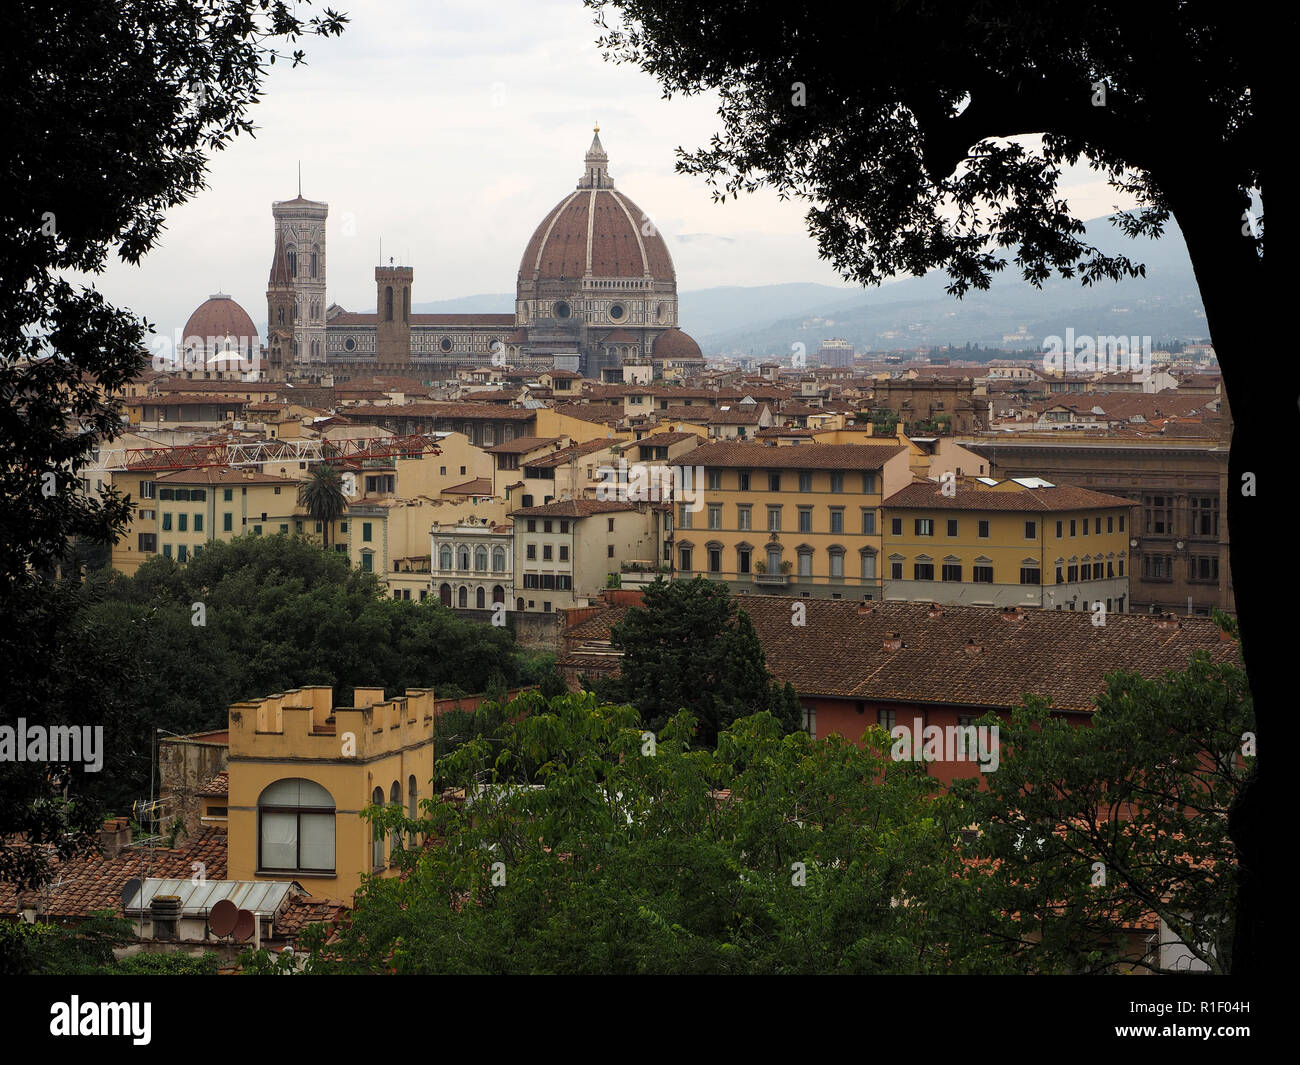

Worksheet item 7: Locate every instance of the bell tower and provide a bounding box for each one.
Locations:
[266,230,297,371]
[375,261,413,364]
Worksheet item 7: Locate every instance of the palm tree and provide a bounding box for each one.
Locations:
[300,463,348,552]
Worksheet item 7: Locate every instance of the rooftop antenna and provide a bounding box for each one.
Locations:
[298,160,302,197]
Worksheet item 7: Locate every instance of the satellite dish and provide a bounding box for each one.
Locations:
[210,898,238,937]
[120,878,142,912]
[232,908,256,942]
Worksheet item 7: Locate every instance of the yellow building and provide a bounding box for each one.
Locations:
[675,441,912,599]
[225,685,436,902]
[109,465,305,574]
[881,476,1133,611]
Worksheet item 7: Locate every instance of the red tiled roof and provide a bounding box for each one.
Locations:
[442,478,494,496]
[522,438,616,469]
[483,436,562,455]
[510,499,638,518]
[883,479,1135,511]
[197,771,228,797]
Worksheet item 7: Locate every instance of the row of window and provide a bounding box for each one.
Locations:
[524,518,571,534]
[1143,494,1219,538]
[889,557,1126,584]
[525,543,568,562]
[521,573,574,590]
[1142,554,1220,582]
[679,544,874,581]
[685,504,876,535]
[436,545,509,572]
[700,470,878,494]
[893,514,1127,540]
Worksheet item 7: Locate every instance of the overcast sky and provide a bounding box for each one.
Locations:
[88,0,1136,342]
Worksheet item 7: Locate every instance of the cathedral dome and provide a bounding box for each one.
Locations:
[652,328,702,359]
[518,129,675,285]
[183,293,259,346]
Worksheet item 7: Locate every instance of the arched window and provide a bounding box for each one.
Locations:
[385,286,394,322]
[389,781,403,854]
[311,247,319,278]
[371,786,385,870]
[457,586,468,608]
[516,598,524,612]
[408,775,418,819]
[474,546,488,571]
[440,583,452,606]
[258,778,335,873]
[493,585,505,606]
[458,546,470,570]
[492,547,506,572]
[277,307,284,325]
[287,247,297,277]
[439,545,453,571]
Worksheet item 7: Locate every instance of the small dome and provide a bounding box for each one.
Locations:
[653,328,701,359]
[183,293,259,347]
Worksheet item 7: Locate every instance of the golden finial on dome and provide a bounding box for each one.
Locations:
[594,122,600,133]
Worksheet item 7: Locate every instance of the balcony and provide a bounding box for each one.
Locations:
[753,573,791,586]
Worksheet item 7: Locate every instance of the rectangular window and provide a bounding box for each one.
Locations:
[559,544,569,562]
[1070,519,1077,536]
[194,514,203,532]
[708,547,721,573]
[878,709,896,730]
[941,563,962,582]
[1068,564,1079,581]
[141,481,156,499]
[915,518,933,536]
[679,506,692,530]
[768,473,781,492]
[361,553,373,573]
[1191,496,1219,537]
[738,471,751,491]
[159,488,174,500]
[737,505,752,531]
[253,525,262,536]
[1082,518,1089,535]
[978,520,989,538]
[947,519,958,537]
[798,508,812,533]
[767,506,782,532]
[830,553,844,579]
[1143,554,1174,581]
[607,544,615,558]
[177,545,187,562]
[914,562,934,581]
[972,565,993,584]
[1119,514,1126,532]
[738,548,751,574]
[560,521,569,533]
[861,553,876,580]
[1025,520,1036,539]
[890,561,903,580]
[861,473,877,494]
[1143,495,1173,536]
[1107,516,1115,533]
[830,473,844,494]
[363,522,373,543]
[162,513,172,531]
[829,509,844,534]
[138,533,156,553]
[680,547,692,571]
[1056,520,1063,538]
[707,469,722,490]
[1019,566,1041,585]
[527,519,537,532]
[543,545,553,561]
[708,504,722,530]
[223,513,233,532]
[608,518,615,532]
[1190,555,1219,582]
[891,517,903,535]
[861,510,876,535]
[526,544,536,560]
[162,544,172,558]
[223,488,232,502]
[799,472,812,493]
[798,552,812,577]
[177,514,187,532]
[544,520,553,534]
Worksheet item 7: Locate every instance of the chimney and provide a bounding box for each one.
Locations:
[882,632,904,652]
[1154,613,1182,632]
[963,638,983,656]
[927,602,943,618]
[149,894,183,941]
[1000,606,1025,622]
[98,817,131,859]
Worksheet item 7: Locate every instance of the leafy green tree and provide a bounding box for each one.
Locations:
[300,693,980,974]
[586,0,1268,971]
[605,577,801,746]
[299,464,348,551]
[947,654,1253,973]
[1,0,347,895]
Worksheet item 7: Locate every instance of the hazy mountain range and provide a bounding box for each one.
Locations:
[411,217,1209,357]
